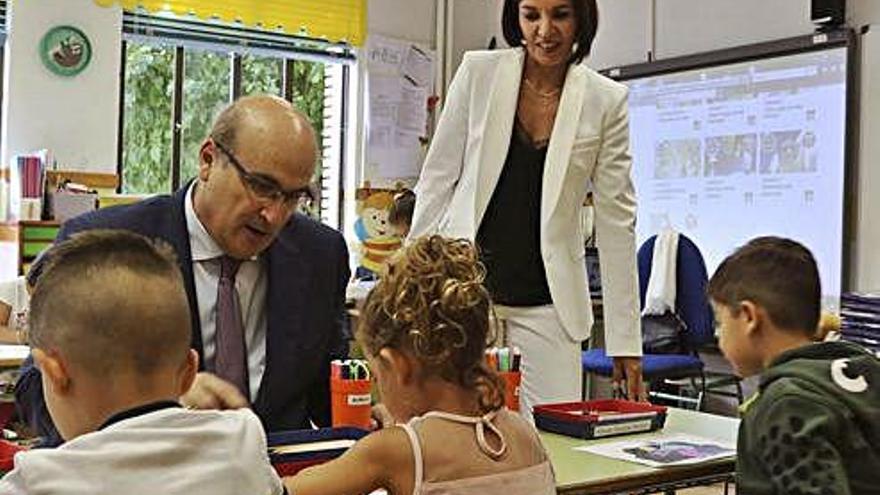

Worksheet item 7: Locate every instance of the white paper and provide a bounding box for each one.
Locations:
[397,85,427,135]
[402,45,434,88]
[369,126,393,148]
[269,439,357,456]
[368,132,421,179]
[369,75,402,126]
[367,35,406,73]
[575,434,735,468]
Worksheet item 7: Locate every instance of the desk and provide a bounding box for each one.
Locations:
[542,407,739,495]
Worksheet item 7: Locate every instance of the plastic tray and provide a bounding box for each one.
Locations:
[533,399,667,440]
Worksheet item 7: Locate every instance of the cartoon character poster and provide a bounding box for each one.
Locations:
[354,186,403,277]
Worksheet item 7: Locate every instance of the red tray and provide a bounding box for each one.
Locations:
[533,400,667,439]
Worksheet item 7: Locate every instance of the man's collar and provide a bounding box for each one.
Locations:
[184,182,226,261]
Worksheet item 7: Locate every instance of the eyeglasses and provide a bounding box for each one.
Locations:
[212,138,314,209]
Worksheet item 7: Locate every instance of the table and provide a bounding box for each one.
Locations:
[541,407,739,495]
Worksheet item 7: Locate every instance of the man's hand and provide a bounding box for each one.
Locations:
[612,356,648,402]
[180,372,249,410]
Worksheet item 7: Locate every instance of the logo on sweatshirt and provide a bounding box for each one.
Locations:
[830,358,868,393]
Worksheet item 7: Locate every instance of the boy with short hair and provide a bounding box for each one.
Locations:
[708,236,880,495]
[0,230,283,495]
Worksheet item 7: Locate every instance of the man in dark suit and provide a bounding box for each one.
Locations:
[16,95,350,444]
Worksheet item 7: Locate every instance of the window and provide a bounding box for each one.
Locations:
[118,12,354,229]
[180,47,230,184]
[121,42,174,194]
[241,54,282,97]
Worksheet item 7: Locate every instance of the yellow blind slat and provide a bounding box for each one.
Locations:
[94,0,366,45]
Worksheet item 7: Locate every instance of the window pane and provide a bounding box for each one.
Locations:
[122,41,174,194]
[242,54,282,97]
[290,60,325,183]
[180,49,230,186]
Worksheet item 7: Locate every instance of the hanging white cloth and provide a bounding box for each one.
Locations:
[642,229,679,316]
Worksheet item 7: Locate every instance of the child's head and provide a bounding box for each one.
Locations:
[29,230,197,440]
[358,235,503,420]
[388,189,415,238]
[707,236,820,377]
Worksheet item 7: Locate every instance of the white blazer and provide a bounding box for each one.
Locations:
[410,48,641,356]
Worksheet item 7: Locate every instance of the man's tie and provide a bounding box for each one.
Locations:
[215,255,250,400]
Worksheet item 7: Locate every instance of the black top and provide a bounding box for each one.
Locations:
[476,121,552,306]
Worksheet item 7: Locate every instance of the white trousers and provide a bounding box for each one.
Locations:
[495,304,582,423]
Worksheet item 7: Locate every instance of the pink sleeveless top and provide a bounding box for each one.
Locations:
[399,409,556,495]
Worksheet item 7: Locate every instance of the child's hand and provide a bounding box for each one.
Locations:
[370,403,394,429]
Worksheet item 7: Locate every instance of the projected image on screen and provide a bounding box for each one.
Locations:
[626,47,847,304]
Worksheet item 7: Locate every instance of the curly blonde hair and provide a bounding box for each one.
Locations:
[358,235,505,413]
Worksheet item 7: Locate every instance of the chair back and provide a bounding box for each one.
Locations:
[637,233,715,351]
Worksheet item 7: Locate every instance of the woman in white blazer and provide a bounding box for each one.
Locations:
[410,0,645,415]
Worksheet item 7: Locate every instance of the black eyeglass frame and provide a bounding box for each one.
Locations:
[212,138,315,209]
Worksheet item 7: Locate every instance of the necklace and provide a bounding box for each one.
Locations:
[523,77,561,99]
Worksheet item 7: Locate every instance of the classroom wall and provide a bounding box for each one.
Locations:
[449,0,499,72]
[1,0,122,173]
[368,0,436,45]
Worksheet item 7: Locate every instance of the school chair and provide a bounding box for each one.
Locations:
[582,234,739,410]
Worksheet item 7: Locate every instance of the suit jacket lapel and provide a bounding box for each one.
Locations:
[170,183,204,361]
[541,63,586,226]
[474,49,524,230]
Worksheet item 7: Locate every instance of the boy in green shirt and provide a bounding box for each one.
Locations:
[708,236,880,495]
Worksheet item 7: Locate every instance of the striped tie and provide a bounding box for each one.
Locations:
[214,255,249,400]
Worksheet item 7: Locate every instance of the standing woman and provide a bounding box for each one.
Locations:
[409,0,644,416]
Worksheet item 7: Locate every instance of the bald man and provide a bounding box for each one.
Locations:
[17,95,351,445]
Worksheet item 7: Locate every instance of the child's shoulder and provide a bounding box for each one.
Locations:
[758,341,880,404]
[352,425,415,466]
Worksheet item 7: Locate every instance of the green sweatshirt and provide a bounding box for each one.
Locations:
[736,341,880,495]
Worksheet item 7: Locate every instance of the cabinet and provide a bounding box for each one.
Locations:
[17,220,59,276]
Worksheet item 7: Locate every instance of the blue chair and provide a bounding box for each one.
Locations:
[582,233,717,409]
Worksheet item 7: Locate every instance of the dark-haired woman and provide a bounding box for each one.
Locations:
[410,0,644,417]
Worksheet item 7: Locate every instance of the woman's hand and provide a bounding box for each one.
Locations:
[612,356,648,402]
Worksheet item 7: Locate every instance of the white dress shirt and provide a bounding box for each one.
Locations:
[184,183,267,401]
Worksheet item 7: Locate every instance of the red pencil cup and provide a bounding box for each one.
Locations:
[500,371,521,412]
[330,377,373,429]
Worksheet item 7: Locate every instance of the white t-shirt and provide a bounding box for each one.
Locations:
[0,276,28,332]
[0,406,284,495]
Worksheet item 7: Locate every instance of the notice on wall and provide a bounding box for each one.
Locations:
[365,35,434,181]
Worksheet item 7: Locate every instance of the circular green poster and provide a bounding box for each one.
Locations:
[40,25,92,77]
